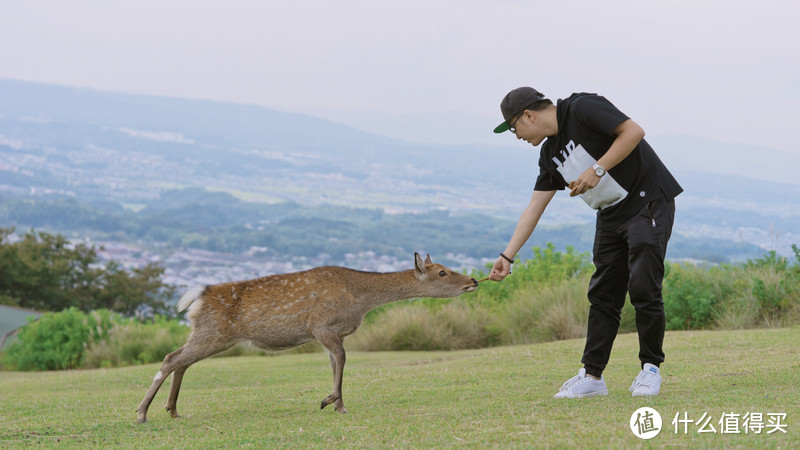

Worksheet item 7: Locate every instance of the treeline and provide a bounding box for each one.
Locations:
[0,190,517,262]
[0,228,174,316]
[0,188,766,264]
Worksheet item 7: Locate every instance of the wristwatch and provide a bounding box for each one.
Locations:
[592,163,606,177]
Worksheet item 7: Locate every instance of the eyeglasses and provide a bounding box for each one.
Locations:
[508,112,524,134]
[508,100,543,134]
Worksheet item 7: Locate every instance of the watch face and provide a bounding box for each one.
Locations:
[595,167,604,176]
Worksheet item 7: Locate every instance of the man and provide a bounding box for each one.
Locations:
[489,87,682,398]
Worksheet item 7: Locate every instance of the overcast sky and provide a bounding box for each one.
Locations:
[1,0,798,153]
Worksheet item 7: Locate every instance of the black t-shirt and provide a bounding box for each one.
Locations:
[535,93,683,227]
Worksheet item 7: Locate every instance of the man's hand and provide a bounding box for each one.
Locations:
[489,257,512,281]
[568,168,601,197]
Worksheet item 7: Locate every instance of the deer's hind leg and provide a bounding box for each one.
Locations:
[137,346,185,423]
[164,367,188,418]
[316,331,348,414]
[136,336,235,423]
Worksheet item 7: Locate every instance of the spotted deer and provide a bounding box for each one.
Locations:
[136,253,478,422]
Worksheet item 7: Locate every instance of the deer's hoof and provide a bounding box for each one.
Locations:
[321,394,340,410]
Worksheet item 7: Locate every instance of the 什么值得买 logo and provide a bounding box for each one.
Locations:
[630,407,662,439]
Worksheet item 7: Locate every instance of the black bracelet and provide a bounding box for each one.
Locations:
[500,253,515,264]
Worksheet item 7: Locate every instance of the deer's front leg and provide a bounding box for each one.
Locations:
[316,332,348,414]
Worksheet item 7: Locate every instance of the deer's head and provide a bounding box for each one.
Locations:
[413,252,478,297]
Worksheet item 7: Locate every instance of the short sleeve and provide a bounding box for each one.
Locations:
[533,140,567,191]
[571,95,630,136]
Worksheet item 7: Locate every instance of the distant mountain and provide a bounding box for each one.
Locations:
[0,78,540,212]
[649,134,800,187]
[1,79,798,261]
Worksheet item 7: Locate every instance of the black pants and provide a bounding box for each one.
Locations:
[582,198,675,378]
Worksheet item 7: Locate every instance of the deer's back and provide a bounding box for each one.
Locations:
[189,266,366,349]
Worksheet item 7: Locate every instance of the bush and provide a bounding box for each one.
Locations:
[663,264,722,330]
[83,317,190,369]
[357,246,800,350]
[746,249,800,317]
[460,244,593,310]
[663,249,800,331]
[351,275,627,351]
[495,278,588,345]
[348,302,499,351]
[1,308,118,371]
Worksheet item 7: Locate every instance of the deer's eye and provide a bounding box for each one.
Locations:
[439,270,447,277]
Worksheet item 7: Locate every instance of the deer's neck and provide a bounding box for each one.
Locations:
[350,269,425,312]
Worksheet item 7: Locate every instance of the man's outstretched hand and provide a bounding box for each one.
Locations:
[489,257,511,281]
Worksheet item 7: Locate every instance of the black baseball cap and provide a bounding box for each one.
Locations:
[493,87,547,133]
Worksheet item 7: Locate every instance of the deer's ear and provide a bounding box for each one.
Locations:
[414,252,426,279]
[424,254,432,265]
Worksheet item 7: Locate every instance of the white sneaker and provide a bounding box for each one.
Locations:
[554,368,608,398]
[630,363,661,397]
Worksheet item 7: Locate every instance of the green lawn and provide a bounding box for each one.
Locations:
[1,328,797,447]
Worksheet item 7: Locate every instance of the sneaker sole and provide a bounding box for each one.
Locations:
[631,390,659,397]
[555,389,609,399]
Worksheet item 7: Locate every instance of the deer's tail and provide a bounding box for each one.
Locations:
[178,286,206,313]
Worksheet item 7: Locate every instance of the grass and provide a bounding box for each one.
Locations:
[0,328,797,448]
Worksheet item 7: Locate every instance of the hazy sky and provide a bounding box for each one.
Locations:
[1,0,799,152]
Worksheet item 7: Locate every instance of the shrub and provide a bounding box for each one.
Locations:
[712,291,761,330]
[463,244,593,309]
[663,264,724,330]
[1,308,118,371]
[348,302,498,351]
[83,317,190,368]
[746,250,800,317]
[352,276,608,351]
[495,277,591,345]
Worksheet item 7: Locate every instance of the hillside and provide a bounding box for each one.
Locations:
[1,79,799,286]
[0,78,537,214]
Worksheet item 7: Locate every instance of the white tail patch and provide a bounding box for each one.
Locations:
[178,286,205,312]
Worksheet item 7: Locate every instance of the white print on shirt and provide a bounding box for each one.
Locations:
[553,140,628,210]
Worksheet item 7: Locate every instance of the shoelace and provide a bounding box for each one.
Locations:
[559,374,587,391]
[558,375,590,392]
[631,370,657,390]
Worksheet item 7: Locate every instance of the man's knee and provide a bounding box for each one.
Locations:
[628,277,663,311]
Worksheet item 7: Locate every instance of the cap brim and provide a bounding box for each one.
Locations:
[493,122,510,133]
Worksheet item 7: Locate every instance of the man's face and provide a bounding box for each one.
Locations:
[510,110,547,146]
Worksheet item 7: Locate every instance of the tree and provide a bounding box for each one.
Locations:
[0,228,175,316]
[90,261,174,317]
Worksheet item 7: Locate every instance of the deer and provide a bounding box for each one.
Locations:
[136,252,478,423]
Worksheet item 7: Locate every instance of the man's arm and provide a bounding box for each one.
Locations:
[568,118,645,196]
[489,189,557,281]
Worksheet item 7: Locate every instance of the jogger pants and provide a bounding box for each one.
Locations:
[582,197,676,378]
